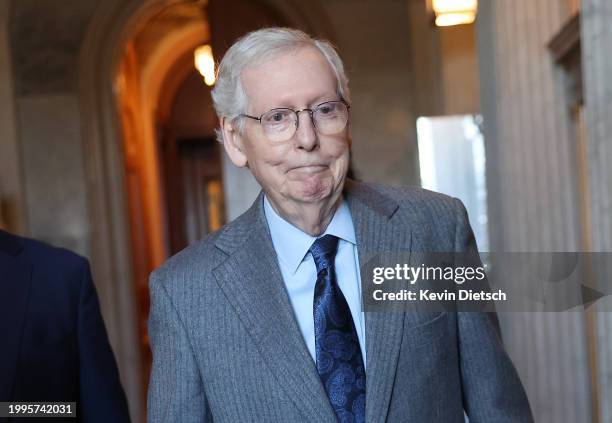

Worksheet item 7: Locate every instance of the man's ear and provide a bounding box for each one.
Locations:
[221,117,248,168]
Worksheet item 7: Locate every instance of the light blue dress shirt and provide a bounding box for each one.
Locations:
[263,196,366,366]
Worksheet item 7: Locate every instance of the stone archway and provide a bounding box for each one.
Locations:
[79,2,183,421]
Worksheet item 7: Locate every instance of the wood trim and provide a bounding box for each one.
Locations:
[549,13,583,106]
[548,13,580,64]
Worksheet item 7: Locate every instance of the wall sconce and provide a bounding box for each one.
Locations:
[194,44,216,86]
[432,0,478,27]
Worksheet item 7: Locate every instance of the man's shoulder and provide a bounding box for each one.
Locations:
[351,181,460,222]
[352,181,468,251]
[151,231,223,288]
[364,182,455,203]
[0,231,90,300]
[1,230,89,276]
[152,193,264,294]
[150,211,250,295]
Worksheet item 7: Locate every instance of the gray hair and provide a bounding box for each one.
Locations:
[211,27,350,142]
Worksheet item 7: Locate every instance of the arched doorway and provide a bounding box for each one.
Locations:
[114,0,217,398]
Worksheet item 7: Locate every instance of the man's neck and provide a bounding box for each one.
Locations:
[265,194,342,237]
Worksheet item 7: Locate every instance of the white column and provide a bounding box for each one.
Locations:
[581,0,612,421]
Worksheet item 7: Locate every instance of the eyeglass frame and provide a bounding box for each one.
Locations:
[236,99,351,140]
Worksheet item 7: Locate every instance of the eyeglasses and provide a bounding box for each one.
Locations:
[238,100,350,143]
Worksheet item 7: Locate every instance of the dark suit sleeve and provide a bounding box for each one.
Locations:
[76,260,131,422]
[452,199,534,422]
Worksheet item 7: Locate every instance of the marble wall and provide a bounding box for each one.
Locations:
[318,0,420,186]
[8,0,98,254]
[478,0,611,421]
[17,94,90,253]
[582,0,612,251]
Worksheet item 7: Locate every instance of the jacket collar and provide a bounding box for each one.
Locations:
[213,179,399,256]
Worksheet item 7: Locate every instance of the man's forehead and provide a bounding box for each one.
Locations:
[243,46,331,78]
[240,46,338,107]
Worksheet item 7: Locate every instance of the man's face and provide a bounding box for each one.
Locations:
[226,46,350,209]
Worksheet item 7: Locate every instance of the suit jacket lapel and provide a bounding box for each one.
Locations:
[0,231,31,400]
[344,181,410,423]
[211,194,336,422]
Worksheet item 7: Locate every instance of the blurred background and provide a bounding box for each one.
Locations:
[0,0,611,421]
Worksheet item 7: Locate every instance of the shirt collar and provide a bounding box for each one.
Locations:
[263,195,356,275]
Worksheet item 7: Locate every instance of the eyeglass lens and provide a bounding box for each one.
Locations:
[260,101,348,142]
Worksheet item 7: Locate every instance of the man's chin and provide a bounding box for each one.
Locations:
[290,179,344,205]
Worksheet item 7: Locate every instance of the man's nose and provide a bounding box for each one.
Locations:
[294,110,318,151]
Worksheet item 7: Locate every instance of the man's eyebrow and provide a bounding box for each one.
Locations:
[311,94,340,105]
[287,96,341,109]
[260,93,339,111]
[310,94,340,107]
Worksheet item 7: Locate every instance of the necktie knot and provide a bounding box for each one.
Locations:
[309,234,339,273]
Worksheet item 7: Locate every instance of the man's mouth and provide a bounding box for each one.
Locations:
[289,164,328,174]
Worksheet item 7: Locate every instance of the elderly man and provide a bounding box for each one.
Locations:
[148,28,532,422]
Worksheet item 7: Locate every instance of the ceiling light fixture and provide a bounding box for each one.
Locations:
[194,44,215,86]
[432,0,478,27]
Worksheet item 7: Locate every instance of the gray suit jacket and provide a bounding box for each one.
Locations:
[148,180,533,422]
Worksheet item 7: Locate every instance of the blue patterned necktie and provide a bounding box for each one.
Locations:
[310,235,366,423]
